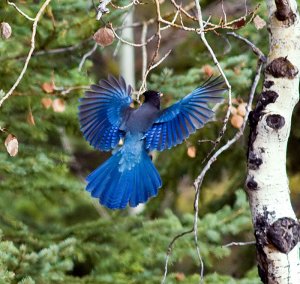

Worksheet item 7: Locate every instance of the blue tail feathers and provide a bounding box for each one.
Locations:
[86,150,162,209]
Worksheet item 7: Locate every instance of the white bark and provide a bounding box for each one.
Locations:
[120,10,136,88]
[245,0,300,283]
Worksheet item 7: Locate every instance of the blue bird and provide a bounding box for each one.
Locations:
[79,75,225,209]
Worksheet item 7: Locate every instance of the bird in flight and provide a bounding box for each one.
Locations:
[79,75,226,209]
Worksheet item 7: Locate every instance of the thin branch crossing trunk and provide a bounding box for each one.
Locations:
[246,0,300,283]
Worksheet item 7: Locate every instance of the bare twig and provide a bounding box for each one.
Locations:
[161,8,180,31]
[244,0,248,16]
[78,43,98,71]
[223,241,256,248]
[161,41,265,284]
[54,85,90,95]
[113,3,259,34]
[109,23,155,47]
[170,0,197,21]
[221,0,227,24]
[192,59,263,283]
[198,139,216,144]
[192,1,233,282]
[227,32,266,61]
[138,49,172,95]
[137,0,164,95]
[114,2,196,31]
[141,22,148,85]
[195,2,233,162]
[0,0,52,108]
[161,228,193,284]
[7,0,35,21]
[34,40,91,56]
[0,38,92,62]
[149,50,172,71]
[110,1,135,10]
[156,4,259,33]
[200,33,265,165]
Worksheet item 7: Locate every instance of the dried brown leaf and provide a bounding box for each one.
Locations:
[203,65,214,77]
[233,18,246,29]
[41,98,53,109]
[231,114,244,129]
[175,272,185,281]
[27,111,35,126]
[187,146,197,158]
[253,15,266,30]
[41,82,55,94]
[5,134,18,157]
[230,106,238,115]
[237,103,247,117]
[93,27,115,47]
[1,22,12,40]
[52,98,65,112]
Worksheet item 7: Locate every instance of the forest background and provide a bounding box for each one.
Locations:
[0,0,299,283]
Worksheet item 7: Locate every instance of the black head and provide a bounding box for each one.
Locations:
[143,90,161,109]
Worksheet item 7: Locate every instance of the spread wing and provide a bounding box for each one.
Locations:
[79,75,133,151]
[144,77,226,151]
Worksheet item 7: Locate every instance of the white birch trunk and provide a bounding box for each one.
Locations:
[245,0,300,283]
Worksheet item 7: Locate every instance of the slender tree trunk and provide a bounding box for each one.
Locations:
[120,10,136,88]
[245,0,300,283]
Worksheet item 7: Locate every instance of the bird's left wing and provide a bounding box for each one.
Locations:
[144,77,226,151]
[79,76,133,151]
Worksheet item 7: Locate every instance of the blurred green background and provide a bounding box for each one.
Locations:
[0,0,299,283]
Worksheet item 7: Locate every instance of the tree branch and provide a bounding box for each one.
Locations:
[78,43,98,71]
[222,241,256,248]
[7,0,35,21]
[0,0,52,108]
[162,27,265,284]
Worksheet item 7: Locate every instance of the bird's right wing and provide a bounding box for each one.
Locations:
[79,76,133,151]
[144,77,226,151]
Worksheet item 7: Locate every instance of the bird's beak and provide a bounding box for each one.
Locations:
[160,93,164,97]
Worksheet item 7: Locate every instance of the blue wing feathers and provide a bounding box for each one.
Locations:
[145,76,226,151]
[78,76,132,151]
[171,120,178,145]
[175,116,184,142]
[166,122,172,149]
[161,123,167,150]
[178,114,189,138]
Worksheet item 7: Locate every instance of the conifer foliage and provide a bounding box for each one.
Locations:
[2,0,298,283]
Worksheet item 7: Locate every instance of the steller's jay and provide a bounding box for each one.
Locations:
[79,75,226,209]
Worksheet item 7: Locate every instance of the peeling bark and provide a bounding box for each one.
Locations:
[246,0,300,283]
